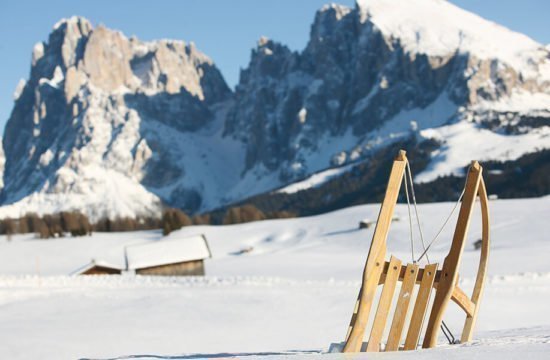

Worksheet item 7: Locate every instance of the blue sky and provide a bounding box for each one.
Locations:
[1,0,549,134]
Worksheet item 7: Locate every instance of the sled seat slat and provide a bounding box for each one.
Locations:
[380,261,475,318]
[367,256,402,351]
[404,263,438,350]
[386,262,419,351]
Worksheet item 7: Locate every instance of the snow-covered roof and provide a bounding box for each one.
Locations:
[125,234,211,270]
[71,259,123,275]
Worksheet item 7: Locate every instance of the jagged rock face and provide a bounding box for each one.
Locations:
[226,2,550,184]
[224,38,303,174]
[1,0,549,220]
[1,17,232,220]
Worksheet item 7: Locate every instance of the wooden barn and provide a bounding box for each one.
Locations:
[125,234,212,276]
[73,260,123,275]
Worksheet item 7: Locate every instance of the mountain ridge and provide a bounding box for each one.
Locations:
[1,1,549,221]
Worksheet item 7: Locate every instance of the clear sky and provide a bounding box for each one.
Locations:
[1,0,549,134]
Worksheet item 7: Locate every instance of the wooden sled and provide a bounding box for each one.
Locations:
[341,150,490,353]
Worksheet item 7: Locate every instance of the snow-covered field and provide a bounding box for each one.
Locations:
[1,197,549,359]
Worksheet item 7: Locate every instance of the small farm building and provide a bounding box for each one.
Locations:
[125,234,212,276]
[73,260,123,275]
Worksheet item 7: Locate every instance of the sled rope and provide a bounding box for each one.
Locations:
[405,161,431,264]
[403,172,415,262]
[415,187,465,263]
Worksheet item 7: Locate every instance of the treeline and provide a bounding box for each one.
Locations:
[0,212,92,239]
[0,205,297,239]
[161,205,295,235]
[0,213,163,239]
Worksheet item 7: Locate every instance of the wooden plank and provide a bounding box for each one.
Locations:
[422,162,482,349]
[461,177,490,342]
[404,263,438,350]
[366,256,402,352]
[386,263,419,351]
[345,289,362,341]
[451,286,475,317]
[343,151,407,353]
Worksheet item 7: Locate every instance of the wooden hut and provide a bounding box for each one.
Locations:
[74,259,123,275]
[125,234,211,276]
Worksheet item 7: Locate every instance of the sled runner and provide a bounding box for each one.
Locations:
[341,150,490,353]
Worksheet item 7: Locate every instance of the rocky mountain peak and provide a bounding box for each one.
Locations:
[37,16,92,69]
[0,17,233,220]
[244,37,296,81]
[29,17,231,103]
[310,3,353,39]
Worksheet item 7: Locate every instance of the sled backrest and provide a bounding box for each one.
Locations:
[342,150,490,352]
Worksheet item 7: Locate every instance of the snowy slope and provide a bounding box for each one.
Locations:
[416,121,550,183]
[0,197,549,359]
[276,163,355,194]
[356,0,548,74]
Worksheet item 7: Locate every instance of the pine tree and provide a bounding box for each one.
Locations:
[162,208,192,236]
[222,205,266,225]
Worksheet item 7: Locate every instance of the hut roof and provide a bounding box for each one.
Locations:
[71,259,123,275]
[125,234,211,270]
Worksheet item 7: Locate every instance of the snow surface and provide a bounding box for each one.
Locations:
[0,196,549,359]
[277,163,355,194]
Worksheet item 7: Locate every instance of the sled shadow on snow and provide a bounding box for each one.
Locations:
[322,228,360,237]
[82,350,322,360]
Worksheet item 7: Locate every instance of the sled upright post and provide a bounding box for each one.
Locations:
[340,150,490,353]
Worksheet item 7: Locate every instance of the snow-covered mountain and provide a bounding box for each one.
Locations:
[1,0,549,220]
[228,0,550,184]
[0,17,239,220]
